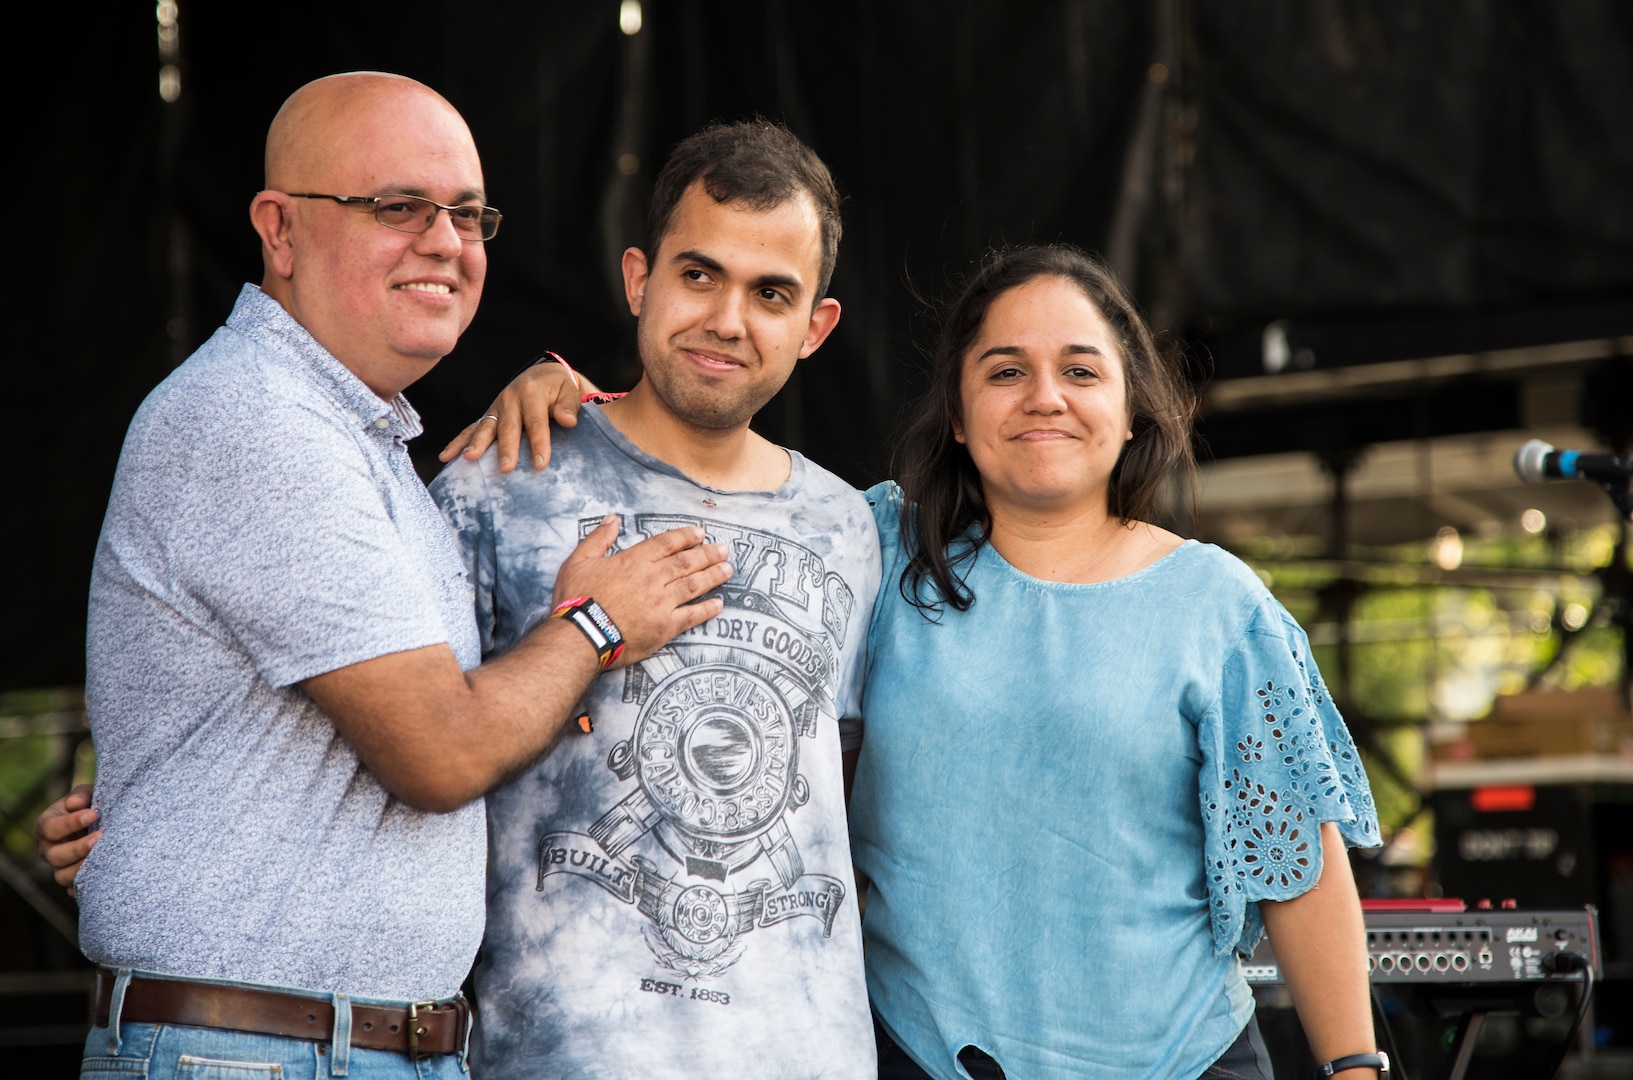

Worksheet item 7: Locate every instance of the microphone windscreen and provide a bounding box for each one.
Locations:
[1513,439,1553,484]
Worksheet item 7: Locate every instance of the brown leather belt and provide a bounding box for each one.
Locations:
[93,969,468,1058]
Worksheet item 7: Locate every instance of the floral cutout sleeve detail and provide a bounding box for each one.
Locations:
[1199,597,1381,956]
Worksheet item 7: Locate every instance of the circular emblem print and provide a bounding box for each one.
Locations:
[634,664,798,842]
[671,885,730,944]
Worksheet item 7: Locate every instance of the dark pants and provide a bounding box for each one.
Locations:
[875,1012,1275,1080]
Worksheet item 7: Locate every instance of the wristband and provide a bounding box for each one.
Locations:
[550,596,625,669]
[1314,1052,1389,1078]
[531,350,580,391]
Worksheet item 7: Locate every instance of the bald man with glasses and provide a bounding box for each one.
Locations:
[56,72,729,1080]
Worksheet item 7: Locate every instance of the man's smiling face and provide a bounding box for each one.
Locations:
[624,181,832,431]
[270,79,487,398]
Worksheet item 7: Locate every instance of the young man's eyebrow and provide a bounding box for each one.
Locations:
[670,249,724,274]
[669,249,805,298]
[750,273,803,296]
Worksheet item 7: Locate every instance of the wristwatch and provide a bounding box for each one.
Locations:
[1314,1052,1389,1078]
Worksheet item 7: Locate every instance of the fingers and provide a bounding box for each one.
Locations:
[602,595,724,671]
[37,805,99,845]
[555,516,622,591]
[671,595,726,633]
[438,419,482,462]
[660,546,735,601]
[37,786,99,894]
[626,530,735,602]
[620,524,710,560]
[35,785,96,844]
[502,361,582,472]
[576,525,730,592]
[519,386,557,473]
[603,541,733,621]
[494,387,525,473]
[551,400,582,430]
[551,522,734,666]
[45,830,100,875]
[439,357,582,470]
[437,412,500,465]
[53,835,98,891]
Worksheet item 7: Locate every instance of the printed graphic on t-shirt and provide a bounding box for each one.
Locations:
[537,513,857,980]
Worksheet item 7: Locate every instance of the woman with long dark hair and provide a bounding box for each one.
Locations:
[850,244,1381,1080]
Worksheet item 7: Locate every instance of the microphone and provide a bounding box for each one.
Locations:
[1513,440,1632,485]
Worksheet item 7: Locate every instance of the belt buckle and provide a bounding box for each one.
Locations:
[407,1000,437,1060]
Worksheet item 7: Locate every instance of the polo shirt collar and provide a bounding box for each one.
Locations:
[226,284,424,441]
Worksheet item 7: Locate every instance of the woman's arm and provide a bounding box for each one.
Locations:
[1259,821,1382,1079]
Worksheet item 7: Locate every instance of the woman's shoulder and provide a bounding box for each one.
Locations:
[863,481,905,540]
[1152,538,1280,608]
[863,479,902,507]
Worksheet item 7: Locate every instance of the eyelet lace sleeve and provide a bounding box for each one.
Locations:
[1199,598,1380,956]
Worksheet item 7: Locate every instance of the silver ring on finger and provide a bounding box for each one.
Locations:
[480,414,499,425]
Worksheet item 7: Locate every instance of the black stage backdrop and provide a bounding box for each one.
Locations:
[9,0,1632,689]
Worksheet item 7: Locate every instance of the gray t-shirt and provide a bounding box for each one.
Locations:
[77,285,486,1002]
[432,405,880,1079]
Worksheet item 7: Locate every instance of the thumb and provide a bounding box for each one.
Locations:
[568,514,620,562]
[552,400,581,428]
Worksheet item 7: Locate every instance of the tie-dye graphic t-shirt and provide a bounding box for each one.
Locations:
[431,405,880,1080]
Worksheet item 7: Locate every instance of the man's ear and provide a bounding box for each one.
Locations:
[621,247,650,317]
[797,297,842,359]
[250,191,296,281]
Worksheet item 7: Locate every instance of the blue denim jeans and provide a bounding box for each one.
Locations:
[79,970,471,1080]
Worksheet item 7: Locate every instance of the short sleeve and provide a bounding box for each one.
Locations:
[863,481,906,626]
[1199,598,1380,955]
[111,387,456,690]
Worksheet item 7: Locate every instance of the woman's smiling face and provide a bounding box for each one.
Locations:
[953,274,1134,518]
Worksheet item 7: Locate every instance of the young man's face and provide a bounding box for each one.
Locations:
[622,181,839,431]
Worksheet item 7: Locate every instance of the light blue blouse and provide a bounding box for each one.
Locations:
[849,482,1379,1080]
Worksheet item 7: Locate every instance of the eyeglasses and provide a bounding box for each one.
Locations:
[285,192,502,241]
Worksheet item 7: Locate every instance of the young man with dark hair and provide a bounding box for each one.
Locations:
[435,119,879,1078]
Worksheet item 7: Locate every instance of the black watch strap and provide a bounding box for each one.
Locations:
[1314,1052,1389,1078]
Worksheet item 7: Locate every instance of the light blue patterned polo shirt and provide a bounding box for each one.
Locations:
[77,285,486,1002]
